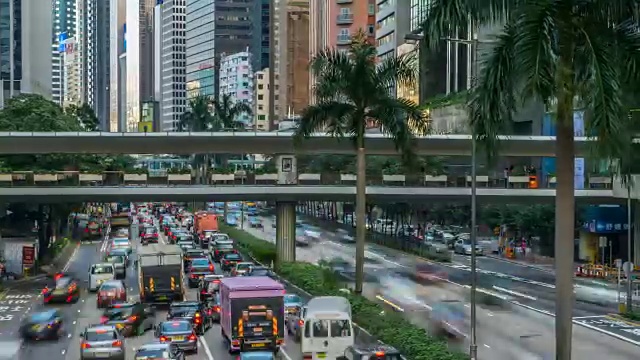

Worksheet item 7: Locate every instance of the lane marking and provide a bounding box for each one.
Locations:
[492,286,537,300]
[375,295,405,312]
[199,336,215,360]
[62,243,80,272]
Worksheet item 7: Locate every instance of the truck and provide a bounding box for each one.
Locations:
[110,212,130,233]
[219,276,285,353]
[194,212,219,247]
[137,245,184,304]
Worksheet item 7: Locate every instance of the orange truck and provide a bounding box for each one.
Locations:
[195,212,219,246]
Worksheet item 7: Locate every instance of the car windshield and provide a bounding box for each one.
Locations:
[224,253,241,260]
[236,263,251,270]
[284,294,301,303]
[217,244,233,250]
[161,321,191,332]
[191,259,210,267]
[144,228,156,234]
[85,329,118,341]
[55,277,72,288]
[30,311,55,322]
[214,235,230,241]
[91,265,113,274]
[136,349,169,359]
[114,239,129,245]
[251,268,269,275]
[106,256,124,264]
[104,306,134,320]
[100,282,122,291]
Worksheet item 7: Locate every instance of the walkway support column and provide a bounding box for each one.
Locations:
[275,202,296,266]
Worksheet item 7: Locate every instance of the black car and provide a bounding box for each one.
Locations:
[246,265,276,279]
[197,275,223,302]
[187,258,215,288]
[220,252,242,272]
[211,243,236,262]
[135,342,185,360]
[42,275,81,304]
[167,301,212,335]
[100,302,156,337]
[20,309,64,341]
[206,293,221,323]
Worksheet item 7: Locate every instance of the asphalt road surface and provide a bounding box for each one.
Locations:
[243,213,640,360]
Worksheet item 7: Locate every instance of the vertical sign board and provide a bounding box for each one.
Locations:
[22,245,35,275]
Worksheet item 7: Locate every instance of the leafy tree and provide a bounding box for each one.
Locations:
[66,103,100,131]
[212,93,252,131]
[423,2,639,355]
[177,95,215,132]
[294,31,429,293]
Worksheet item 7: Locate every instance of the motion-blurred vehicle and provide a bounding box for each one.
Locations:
[89,263,116,291]
[101,302,156,337]
[231,262,253,277]
[20,309,64,341]
[42,275,80,304]
[110,237,133,254]
[155,320,198,354]
[198,274,223,302]
[134,342,185,360]
[238,351,275,360]
[425,239,448,254]
[246,266,276,279]
[248,216,262,228]
[167,301,212,334]
[295,234,310,247]
[187,258,215,288]
[414,264,448,284]
[80,324,126,360]
[97,280,127,308]
[142,226,159,244]
[226,215,238,227]
[284,293,302,324]
[220,252,242,272]
[430,300,466,339]
[453,239,483,256]
[339,344,402,360]
[105,254,127,278]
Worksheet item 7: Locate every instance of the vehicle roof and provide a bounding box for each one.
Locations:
[170,301,200,307]
[85,324,118,332]
[137,342,170,350]
[221,276,284,290]
[29,309,58,321]
[352,344,400,354]
[92,263,115,267]
[306,296,351,314]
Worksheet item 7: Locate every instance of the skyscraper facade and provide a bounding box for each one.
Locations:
[61,37,83,107]
[253,68,270,131]
[376,0,410,60]
[51,0,76,105]
[186,0,215,99]
[285,5,309,115]
[330,0,375,49]
[250,0,270,72]
[109,0,126,131]
[159,0,187,131]
[1,0,53,106]
[219,51,253,126]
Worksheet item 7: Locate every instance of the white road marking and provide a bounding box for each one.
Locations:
[492,286,537,300]
[484,344,491,348]
[62,244,80,272]
[199,336,215,360]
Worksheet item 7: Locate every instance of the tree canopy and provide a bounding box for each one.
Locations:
[66,103,100,131]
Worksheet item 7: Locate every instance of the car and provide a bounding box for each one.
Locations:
[206,292,221,323]
[20,309,64,341]
[107,248,129,266]
[238,351,275,359]
[198,230,218,248]
[187,258,215,288]
[220,252,242,272]
[80,324,126,360]
[134,342,185,360]
[89,263,116,291]
[155,320,198,354]
[197,274,223,302]
[142,226,159,243]
[42,275,80,304]
[183,249,208,270]
[246,266,276,279]
[425,239,448,254]
[248,217,262,228]
[231,262,253,276]
[110,237,132,254]
[339,344,402,360]
[211,243,237,262]
[453,239,483,256]
[101,301,156,337]
[167,301,211,335]
[284,293,303,320]
[177,238,196,251]
[97,280,127,308]
[173,231,193,245]
[104,254,127,278]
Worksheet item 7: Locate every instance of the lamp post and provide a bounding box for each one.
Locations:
[628,182,633,311]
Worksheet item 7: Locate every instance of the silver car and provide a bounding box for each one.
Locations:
[155,320,198,354]
[454,239,483,256]
[135,342,185,360]
[80,325,125,360]
[105,254,126,278]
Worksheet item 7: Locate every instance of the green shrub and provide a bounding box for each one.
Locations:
[221,224,468,360]
[621,311,640,322]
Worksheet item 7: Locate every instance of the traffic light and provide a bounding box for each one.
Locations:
[529,175,538,189]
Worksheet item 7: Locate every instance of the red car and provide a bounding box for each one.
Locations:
[97,280,127,308]
[141,227,159,243]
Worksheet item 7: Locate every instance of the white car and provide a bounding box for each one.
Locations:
[89,263,116,291]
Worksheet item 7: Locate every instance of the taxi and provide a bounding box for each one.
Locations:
[89,263,116,291]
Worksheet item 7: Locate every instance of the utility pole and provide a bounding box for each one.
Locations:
[268,0,276,131]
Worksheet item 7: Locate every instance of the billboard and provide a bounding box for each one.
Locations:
[541,110,585,189]
[138,121,153,133]
[123,23,127,52]
[58,32,68,52]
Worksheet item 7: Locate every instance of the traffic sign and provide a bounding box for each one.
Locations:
[615,258,623,269]
[623,261,634,278]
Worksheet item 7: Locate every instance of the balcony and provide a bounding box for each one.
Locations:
[337,34,352,45]
[336,0,353,3]
[336,13,354,25]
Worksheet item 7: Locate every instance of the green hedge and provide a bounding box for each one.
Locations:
[220,224,467,360]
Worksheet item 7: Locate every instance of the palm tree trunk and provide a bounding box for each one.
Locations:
[354,147,367,294]
[555,91,576,359]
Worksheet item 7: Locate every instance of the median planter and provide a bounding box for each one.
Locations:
[254,173,278,181]
[79,173,104,182]
[167,174,192,182]
[299,173,321,181]
[0,174,12,182]
[382,174,405,183]
[211,173,235,182]
[340,174,356,182]
[34,174,59,182]
[124,173,147,182]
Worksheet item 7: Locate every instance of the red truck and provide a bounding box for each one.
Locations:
[219,276,285,353]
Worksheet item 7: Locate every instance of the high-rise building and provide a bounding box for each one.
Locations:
[125,0,156,131]
[219,51,253,126]
[185,0,216,99]
[285,5,309,115]
[330,0,376,49]
[51,0,76,106]
[250,0,270,72]
[159,0,187,131]
[253,68,270,131]
[61,37,83,107]
[0,0,54,106]
[376,0,410,61]
[109,0,126,131]
[308,0,330,104]
[215,0,253,56]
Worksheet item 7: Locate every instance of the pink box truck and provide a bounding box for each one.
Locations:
[219,276,285,353]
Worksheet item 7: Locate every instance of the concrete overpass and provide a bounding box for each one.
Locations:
[0,131,596,156]
[0,185,618,204]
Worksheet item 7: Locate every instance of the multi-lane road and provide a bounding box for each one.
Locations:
[242,213,640,359]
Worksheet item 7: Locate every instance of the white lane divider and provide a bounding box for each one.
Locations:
[199,336,215,360]
[492,286,537,301]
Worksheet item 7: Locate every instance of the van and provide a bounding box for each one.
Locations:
[301,296,354,360]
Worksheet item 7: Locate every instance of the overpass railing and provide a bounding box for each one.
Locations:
[0,170,613,189]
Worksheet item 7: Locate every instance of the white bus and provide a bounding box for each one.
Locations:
[301,296,354,360]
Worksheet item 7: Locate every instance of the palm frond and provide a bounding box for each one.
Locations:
[375,53,418,95]
[310,49,352,101]
[294,101,356,146]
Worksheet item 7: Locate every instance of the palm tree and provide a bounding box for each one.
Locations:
[178,95,216,184]
[421,2,639,358]
[212,93,253,131]
[294,31,429,293]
